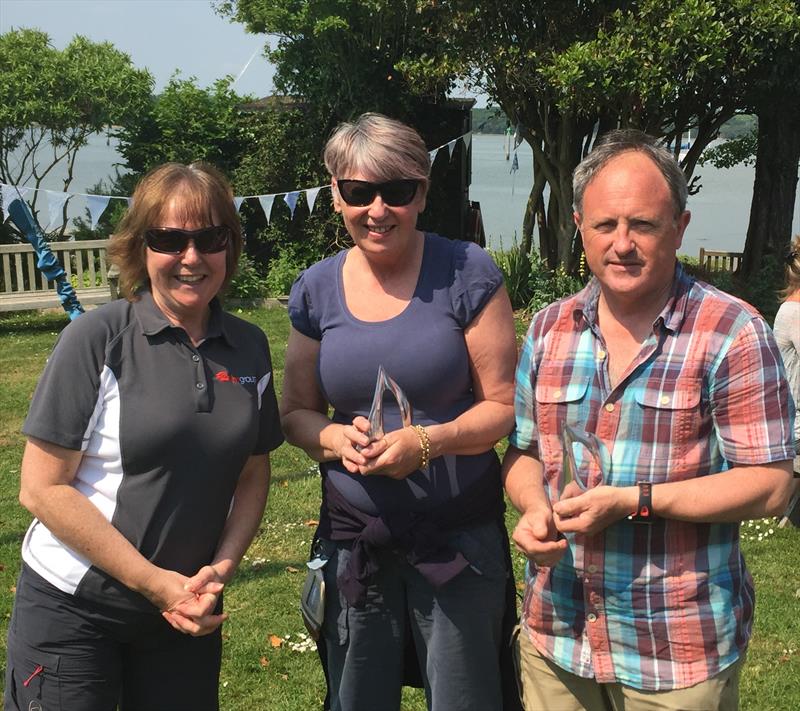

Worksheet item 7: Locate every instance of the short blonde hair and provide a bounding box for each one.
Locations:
[781,234,800,301]
[108,162,242,299]
[323,113,430,187]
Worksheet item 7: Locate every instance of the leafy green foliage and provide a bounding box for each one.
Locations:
[113,75,251,176]
[491,244,586,312]
[0,29,152,239]
[228,252,270,300]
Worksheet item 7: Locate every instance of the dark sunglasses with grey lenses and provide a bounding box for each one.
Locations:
[144,226,230,254]
[336,179,419,207]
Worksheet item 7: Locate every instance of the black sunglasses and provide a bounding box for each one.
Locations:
[336,179,419,207]
[144,226,230,255]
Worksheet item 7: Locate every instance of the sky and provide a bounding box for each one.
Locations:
[0,0,277,97]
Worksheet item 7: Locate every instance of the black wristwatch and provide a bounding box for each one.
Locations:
[627,482,654,524]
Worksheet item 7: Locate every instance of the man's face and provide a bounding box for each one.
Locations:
[575,151,690,307]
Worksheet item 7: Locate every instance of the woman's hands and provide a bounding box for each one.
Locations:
[337,417,423,480]
[144,565,227,637]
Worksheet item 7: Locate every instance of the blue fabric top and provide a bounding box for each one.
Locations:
[288,232,504,514]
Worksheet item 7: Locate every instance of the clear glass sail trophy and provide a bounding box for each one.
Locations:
[361,364,412,444]
[560,424,610,495]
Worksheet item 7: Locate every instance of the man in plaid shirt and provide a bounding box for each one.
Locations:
[504,129,795,711]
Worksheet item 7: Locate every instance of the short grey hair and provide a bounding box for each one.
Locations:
[323,113,431,186]
[573,129,688,216]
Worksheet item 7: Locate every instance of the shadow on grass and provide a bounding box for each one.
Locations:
[234,559,308,584]
[0,312,69,335]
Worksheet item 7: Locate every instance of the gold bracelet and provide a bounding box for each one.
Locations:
[412,424,430,469]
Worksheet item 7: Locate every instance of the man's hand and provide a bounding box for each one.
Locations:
[553,483,637,535]
[512,505,568,568]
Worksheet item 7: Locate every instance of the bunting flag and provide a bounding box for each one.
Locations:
[45,190,70,230]
[306,187,322,214]
[258,195,275,224]
[510,151,519,196]
[86,194,111,230]
[284,191,300,218]
[0,130,475,230]
[1,184,17,222]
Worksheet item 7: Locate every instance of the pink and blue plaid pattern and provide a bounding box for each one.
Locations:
[510,264,795,690]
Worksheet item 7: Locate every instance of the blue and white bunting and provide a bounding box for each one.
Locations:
[305,187,322,214]
[85,194,111,230]
[284,191,300,218]
[258,195,275,224]
[45,190,70,230]
[234,196,245,213]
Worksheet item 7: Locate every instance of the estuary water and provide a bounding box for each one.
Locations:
[13,131,800,260]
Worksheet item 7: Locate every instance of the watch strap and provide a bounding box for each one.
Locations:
[628,482,654,523]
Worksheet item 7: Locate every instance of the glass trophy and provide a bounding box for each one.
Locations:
[560,423,609,496]
[363,364,412,443]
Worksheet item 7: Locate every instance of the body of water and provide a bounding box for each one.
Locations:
[15,132,800,260]
[470,133,800,258]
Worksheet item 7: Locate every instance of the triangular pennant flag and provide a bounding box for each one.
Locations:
[305,187,322,214]
[1,184,18,222]
[234,196,245,213]
[429,149,438,162]
[125,197,132,207]
[284,191,300,218]
[45,190,70,230]
[86,195,111,230]
[447,139,457,159]
[258,195,275,224]
[463,133,472,151]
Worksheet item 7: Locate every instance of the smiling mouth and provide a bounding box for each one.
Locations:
[175,275,205,284]
[367,225,393,234]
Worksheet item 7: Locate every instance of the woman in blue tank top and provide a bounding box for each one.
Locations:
[281,113,520,711]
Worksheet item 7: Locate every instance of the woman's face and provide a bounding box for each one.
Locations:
[145,197,227,325]
[332,171,426,259]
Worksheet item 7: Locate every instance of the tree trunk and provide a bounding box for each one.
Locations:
[741,105,800,278]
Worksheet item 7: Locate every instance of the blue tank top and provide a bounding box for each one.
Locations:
[288,233,504,514]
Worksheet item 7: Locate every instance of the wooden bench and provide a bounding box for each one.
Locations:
[0,239,117,313]
[698,248,743,273]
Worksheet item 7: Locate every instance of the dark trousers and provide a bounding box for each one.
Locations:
[4,565,221,711]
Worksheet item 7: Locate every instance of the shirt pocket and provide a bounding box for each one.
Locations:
[632,376,704,475]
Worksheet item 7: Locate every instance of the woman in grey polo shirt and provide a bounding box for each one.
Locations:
[5,162,283,711]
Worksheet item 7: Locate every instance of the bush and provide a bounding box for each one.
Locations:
[264,249,308,297]
[491,244,586,312]
[227,252,268,300]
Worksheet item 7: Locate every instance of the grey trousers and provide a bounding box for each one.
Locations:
[322,521,509,711]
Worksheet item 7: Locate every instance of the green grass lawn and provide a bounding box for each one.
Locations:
[1,307,798,710]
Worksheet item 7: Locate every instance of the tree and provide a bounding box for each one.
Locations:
[736,1,800,278]
[113,74,251,178]
[0,29,152,239]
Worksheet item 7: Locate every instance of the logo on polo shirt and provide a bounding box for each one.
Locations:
[215,370,257,384]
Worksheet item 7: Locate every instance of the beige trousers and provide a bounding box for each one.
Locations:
[516,626,743,711]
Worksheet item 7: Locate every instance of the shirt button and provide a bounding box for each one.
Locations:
[587,613,598,623]
[587,564,598,574]
[196,382,205,390]
[597,350,606,360]
[192,354,200,362]
[660,395,670,405]
[605,403,615,412]
[553,389,562,398]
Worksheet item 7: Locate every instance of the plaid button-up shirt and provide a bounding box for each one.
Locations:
[510,264,795,691]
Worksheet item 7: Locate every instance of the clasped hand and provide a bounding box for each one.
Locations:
[338,416,422,480]
[148,565,227,637]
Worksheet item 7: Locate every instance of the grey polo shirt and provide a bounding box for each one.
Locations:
[21,290,283,613]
